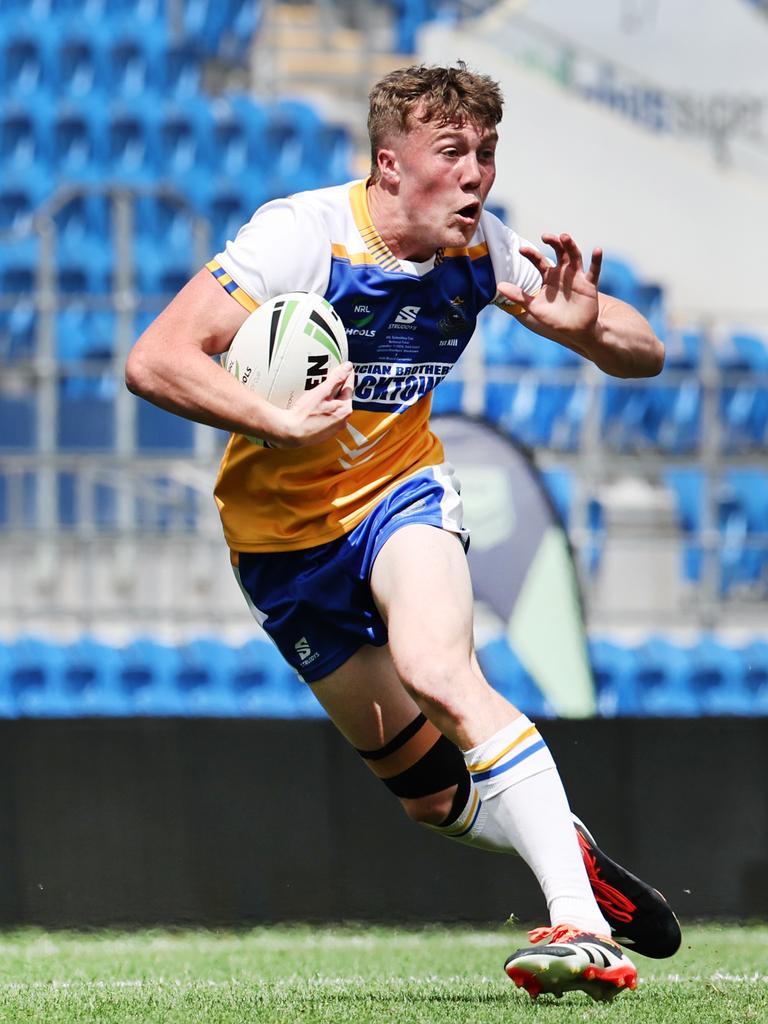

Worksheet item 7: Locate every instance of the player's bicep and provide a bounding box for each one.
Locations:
[136,267,251,359]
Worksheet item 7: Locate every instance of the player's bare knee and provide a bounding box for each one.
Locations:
[355,712,471,827]
[399,789,456,825]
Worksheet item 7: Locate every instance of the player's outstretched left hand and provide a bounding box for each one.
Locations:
[497,233,603,340]
[270,362,355,448]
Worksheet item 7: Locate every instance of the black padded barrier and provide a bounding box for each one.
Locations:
[0,717,765,927]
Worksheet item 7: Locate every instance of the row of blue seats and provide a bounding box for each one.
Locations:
[665,468,768,592]
[0,636,316,719]
[589,634,768,717]
[1,1,258,64]
[0,95,353,204]
[0,468,201,531]
[3,380,768,466]
[0,633,766,719]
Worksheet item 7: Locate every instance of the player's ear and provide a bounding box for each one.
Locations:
[376,146,400,187]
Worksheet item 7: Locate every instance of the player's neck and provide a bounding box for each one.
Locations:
[366,179,435,264]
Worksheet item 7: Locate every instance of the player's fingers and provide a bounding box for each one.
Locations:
[560,233,583,272]
[540,234,566,264]
[587,247,603,285]
[496,280,533,310]
[518,245,551,277]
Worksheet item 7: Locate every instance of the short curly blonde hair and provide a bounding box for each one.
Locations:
[367,62,503,180]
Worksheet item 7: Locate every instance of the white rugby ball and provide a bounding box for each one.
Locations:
[222,291,348,409]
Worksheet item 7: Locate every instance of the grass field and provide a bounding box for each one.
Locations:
[0,923,764,1023]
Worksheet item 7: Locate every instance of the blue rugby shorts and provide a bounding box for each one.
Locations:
[232,465,468,682]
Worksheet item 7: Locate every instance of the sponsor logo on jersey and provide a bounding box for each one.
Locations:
[394,305,421,325]
[354,361,453,407]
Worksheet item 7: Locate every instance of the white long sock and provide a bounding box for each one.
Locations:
[452,715,609,934]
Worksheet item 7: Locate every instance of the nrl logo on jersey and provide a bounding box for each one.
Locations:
[438,295,470,337]
[347,302,376,337]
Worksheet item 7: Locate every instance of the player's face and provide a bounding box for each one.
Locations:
[389,114,497,260]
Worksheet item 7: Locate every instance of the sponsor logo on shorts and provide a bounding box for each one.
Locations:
[294,636,319,666]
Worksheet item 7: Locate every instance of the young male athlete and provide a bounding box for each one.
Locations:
[126,63,679,1001]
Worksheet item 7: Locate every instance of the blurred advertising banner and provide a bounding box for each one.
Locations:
[433,414,595,718]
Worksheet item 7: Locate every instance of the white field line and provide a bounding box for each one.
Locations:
[0,972,765,991]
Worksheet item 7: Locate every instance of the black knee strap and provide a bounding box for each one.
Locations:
[356,714,471,801]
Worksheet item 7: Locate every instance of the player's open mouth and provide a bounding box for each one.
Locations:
[456,201,480,223]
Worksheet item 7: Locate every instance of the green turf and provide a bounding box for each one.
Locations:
[0,923,764,1023]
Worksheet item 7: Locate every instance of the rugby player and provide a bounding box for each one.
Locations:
[126,63,677,1001]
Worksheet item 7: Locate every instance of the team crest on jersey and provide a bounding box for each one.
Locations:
[438,296,470,336]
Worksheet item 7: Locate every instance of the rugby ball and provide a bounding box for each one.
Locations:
[222,292,348,409]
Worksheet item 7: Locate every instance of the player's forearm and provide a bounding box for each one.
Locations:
[582,297,665,378]
[527,297,665,379]
[125,341,285,441]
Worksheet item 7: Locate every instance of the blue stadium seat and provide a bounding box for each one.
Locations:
[174,638,240,716]
[264,98,324,195]
[104,104,155,183]
[0,28,52,99]
[315,119,354,186]
[57,470,118,529]
[0,169,49,235]
[589,638,641,716]
[664,468,708,584]
[52,30,103,102]
[0,393,37,449]
[719,469,768,591]
[153,39,202,100]
[134,383,195,450]
[231,638,320,718]
[155,100,213,185]
[0,645,18,718]
[476,636,556,718]
[56,306,116,362]
[57,390,116,450]
[717,332,768,451]
[60,637,127,716]
[101,29,158,100]
[103,0,163,29]
[53,192,112,262]
[8,636,71,717]
[687,634,753,715]
[50,101,104,181]
[632,636,699,716]
[741,639,768,714]
[0,300,36,360]
[117,638,185,716]
[0,237,38,295]
[214,0,261,63]
[0,100,50,175]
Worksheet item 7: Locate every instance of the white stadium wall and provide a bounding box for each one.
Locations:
[421,14,768,320]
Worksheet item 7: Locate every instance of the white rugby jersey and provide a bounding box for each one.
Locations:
[208,178,542,552]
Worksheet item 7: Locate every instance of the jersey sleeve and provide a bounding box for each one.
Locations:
[209,196,332,307]
[481,211,545,316]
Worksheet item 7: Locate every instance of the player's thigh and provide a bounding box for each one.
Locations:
[310,642,421,750]
[370,523,475,677]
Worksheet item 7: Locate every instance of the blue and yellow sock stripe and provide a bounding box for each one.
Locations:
[466,725,547,784]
